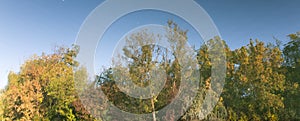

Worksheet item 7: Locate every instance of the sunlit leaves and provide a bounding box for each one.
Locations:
[1,45,95,120]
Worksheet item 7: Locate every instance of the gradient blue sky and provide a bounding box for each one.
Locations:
[0,0,299,89]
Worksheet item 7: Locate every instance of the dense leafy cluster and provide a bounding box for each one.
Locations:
[0,46,96,120]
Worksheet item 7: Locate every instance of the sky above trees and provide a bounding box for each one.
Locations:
[0,0,300,89]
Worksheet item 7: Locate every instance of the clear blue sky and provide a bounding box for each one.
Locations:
[0,0,299,89]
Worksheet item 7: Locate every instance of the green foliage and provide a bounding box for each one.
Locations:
[223,40,285,120]
[98,20,188,121]
[282,32,300,120]
[0,22,299,121]
[1,45,96,120]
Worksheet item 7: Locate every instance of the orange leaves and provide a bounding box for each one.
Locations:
[1,46,80,120]
[204,77,212,90]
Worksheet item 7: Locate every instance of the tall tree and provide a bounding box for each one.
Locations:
[98,21,194,121]
[222,40,285,120]
[181,37,228,121]
[282,32,300,120]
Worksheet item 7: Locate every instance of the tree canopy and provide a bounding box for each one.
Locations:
[0,22,299,121]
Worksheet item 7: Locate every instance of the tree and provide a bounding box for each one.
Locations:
[98,20,197,121]
[1,45,95,120]
[222,40,285,120]
[282,32,300,120]
[181,37,228,121]
[3,67,43,120]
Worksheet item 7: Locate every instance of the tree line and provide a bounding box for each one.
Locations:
[0,21,299,120]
